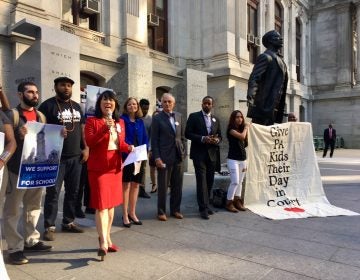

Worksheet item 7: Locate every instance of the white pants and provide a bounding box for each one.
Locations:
[227,159,247,200]
[3,170,43,253]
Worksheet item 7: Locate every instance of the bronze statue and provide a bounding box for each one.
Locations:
[247,30,288,126]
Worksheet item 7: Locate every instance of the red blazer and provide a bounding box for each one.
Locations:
[85,117,129,172]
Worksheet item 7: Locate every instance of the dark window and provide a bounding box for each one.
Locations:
[148,0,168,53]
[247,0,259,64]
[274,1,283,54]
[275,1,282,35]
[296,18,302,82]
[62,0,100,32]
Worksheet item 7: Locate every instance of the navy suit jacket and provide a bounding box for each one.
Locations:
[151,111,186,165]
[324,128,336,143]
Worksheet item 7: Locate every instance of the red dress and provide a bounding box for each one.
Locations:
[85,117,129,210]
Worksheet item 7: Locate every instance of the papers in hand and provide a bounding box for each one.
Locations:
[123,145,148,175]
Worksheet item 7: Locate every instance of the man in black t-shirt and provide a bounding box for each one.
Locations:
[39,77,89,241]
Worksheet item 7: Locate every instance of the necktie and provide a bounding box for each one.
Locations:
[168,113,176,131]
[329,128,332,139]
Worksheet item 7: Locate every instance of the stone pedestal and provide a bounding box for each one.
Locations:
[171,68,213,172]
[9,19,80,105]
[108,53,153,107]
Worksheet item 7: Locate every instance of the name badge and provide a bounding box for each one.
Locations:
[212,118,216,122]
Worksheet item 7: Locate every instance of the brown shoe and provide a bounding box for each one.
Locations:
[171,212,183,219]
[158,214,167,221]
[234,196,246,211]
[225,200,239,213]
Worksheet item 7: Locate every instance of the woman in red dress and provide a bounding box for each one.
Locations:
[85,91,134,261]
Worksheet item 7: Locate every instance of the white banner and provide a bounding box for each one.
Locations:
[245,122,359,219]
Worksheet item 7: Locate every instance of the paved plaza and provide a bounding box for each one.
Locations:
[2,149,360,280]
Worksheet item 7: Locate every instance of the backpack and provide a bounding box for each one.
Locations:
[11,108,46,128]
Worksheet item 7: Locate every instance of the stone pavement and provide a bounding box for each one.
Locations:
[2,149,360,280]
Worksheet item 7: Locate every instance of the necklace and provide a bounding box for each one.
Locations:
[55,98,75,132]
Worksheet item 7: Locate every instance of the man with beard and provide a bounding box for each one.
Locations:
[3,82,52,265]
[185,96,222,219]
[39,77,88,241]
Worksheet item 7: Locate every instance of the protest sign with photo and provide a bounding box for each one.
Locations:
[85,85,113,117]
[17,122,64,189]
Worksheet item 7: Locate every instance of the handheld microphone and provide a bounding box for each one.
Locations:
[106,110,112,131]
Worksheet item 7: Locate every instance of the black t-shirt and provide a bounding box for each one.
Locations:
[227,128,246,161]
[39,97,84,159]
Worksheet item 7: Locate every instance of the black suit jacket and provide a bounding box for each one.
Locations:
[151,111,186,165]
[185,111,222,163]
[324,128,336,143]
[247,49,288,124]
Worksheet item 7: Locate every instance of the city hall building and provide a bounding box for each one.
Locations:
[0,0,359,151]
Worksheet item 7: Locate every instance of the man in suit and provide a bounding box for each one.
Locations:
[323,123,336,158]
[247,30,288,126]
[151,93,186,221]
[185,96,222,220]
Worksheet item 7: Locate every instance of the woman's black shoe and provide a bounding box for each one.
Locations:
[128,215,142,225]
[122,216,131,228]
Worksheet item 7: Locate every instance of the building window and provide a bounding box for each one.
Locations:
[247,0,259,64]
[147,0,168,53]
[296,18,302,82]
[62,0,101,32]
[274,1,283,35]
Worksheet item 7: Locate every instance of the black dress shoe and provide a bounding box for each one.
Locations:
[200,211,209,220]
[122,216,131,228]
[207,209,215,215]
[128,215,142,225]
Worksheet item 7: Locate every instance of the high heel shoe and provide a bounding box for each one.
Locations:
[97,248,107,261]
[150,184,157,193]
[122,216,131,228]
[128,214,142,225]
[108,244,120,253]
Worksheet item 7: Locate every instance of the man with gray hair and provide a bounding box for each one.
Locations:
[247,30,288,126]
[151,93,186,221]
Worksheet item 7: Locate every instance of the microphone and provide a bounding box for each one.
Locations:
[106,110,112,131]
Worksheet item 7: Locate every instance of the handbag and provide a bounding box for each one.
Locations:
[212,188,227,208]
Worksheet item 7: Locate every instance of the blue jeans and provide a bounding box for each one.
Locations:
[44,156,82,228]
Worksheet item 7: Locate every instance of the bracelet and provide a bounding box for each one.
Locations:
[0,150,11,163]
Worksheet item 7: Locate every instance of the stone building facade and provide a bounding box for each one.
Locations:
[0,0,358,151]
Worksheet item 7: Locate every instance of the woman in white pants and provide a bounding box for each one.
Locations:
[226,110,249,212]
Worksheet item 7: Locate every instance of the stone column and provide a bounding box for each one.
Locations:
[288,3,297,81]
[355,2,360,84]
[336,3,352,87]
[9,19,80,105]
[265,0,275,32]
[108,53,153,106]
[235,0,249,62]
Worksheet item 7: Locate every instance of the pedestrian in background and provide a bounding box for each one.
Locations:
[323,123,336,158]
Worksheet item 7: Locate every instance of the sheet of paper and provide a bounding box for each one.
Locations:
[123,144,148,167]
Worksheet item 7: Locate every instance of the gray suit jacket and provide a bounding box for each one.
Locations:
[151,111,186,165]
